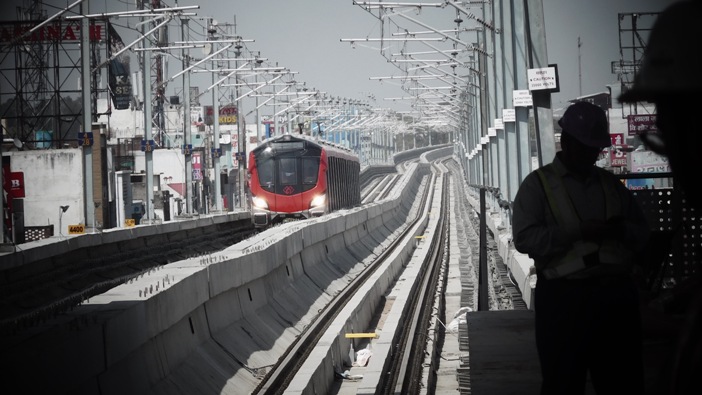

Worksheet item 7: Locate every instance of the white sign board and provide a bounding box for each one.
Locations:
[488,128,497,137]
[513,90,533,107]
[631,150,671,173]
[219,133,231,144]
[494,118,504,129]
[481,136,490,144]
[527,67,558,90]
[503,109,516,122]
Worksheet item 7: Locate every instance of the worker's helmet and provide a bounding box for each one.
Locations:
[619,1,702,103]
[558,102,611,148]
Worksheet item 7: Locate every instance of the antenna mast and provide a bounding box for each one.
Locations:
[578,36,582,97]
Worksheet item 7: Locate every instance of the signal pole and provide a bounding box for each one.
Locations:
[578,36,582,97]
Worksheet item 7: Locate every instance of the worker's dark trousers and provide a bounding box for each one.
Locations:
[535,276,644,395]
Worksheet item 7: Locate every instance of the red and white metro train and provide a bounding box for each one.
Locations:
[247,133,361,228]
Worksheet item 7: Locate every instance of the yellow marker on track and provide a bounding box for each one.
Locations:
[344,333,379,339]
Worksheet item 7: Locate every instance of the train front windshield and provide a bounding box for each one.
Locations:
[254,142,321,194]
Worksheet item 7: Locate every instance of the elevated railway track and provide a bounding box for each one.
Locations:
[0,146,530,394]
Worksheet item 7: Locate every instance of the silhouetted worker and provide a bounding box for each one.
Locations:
[512,101,651,394]
[619,2,702,394]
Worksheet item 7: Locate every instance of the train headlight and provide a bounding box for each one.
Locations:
[310,194,326,208]
[252,196,268,209]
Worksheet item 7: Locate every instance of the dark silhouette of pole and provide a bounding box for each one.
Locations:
[578,36,583,97]
[478,187,489,310]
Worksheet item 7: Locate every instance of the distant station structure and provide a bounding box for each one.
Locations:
[0,2,108,148]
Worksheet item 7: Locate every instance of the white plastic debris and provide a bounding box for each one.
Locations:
[355,345,373,367]
[447,306,472,333]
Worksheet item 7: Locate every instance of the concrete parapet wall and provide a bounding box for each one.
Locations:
[0,211,249,271]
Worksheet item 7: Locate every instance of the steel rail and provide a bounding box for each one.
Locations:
[380,165,450,394]
[253,167,435,394]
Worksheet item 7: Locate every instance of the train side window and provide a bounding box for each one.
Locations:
[279,157,297,185]
[302,158,319,185]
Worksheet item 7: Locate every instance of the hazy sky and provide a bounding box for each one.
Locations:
[1,0,677,121]
[195,0,675,114]
[540,0,674,110]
